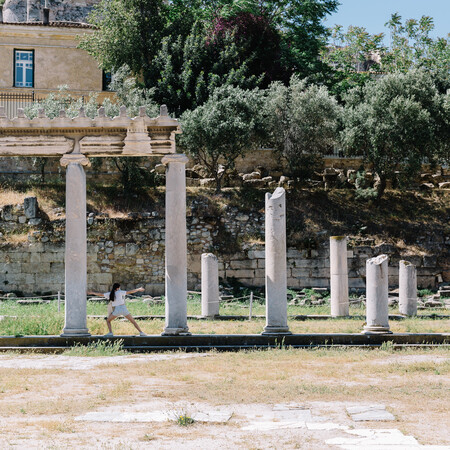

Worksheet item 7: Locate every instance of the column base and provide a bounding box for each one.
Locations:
[331,309,350,317]
[61,328,91,337]
[161,327,191,336]
[261,326,292,335]
[362,325,392,334]
[201,314,220,320]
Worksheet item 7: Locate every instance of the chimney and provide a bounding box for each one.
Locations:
[43,7,49,24]
[27,0,43,23]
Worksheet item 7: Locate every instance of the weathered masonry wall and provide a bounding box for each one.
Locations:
[0,204,447,295]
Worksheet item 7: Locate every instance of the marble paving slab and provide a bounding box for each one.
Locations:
[327,428,422,448]
[76,408,232,424]
[0,353,206,370]
[347,404,395,421]
[241,421,307,431]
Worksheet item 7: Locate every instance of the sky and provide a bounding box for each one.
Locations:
[325,0,450,43]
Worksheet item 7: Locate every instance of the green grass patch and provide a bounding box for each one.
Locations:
[0,297,448,336]
[63,339,127,356]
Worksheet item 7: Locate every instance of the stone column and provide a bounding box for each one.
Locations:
[161,154,190,336]
[60,154,90,336]
[363,254,391,334]
[399,260,417,316]
[330,236,349,317]
[262,187,291,335]
[201,253,220,317]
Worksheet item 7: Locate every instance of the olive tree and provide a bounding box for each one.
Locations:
[341,69,448,199]
[266,75,342,180]
[178,85,268,192]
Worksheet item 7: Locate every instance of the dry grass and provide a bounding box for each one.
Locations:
[1,182,448,252]
[1,233,29,244]
[0,348,448,448]
[0,189,32,207]
[86,316,450,336]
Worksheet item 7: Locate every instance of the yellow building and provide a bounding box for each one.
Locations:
[0,20,114,117]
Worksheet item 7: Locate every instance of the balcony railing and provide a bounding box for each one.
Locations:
[0,90,45,118]
[0,90,86,119]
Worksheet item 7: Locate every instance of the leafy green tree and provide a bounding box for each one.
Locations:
[383,14,450,89]
[322,14,450,96]
[266,75,342,180]
[321,25,386,98]
[384,14,447,70]
[341,69,448,199]
[178,85,268,192]
[324,25,386,73]
[79,0,167,84]
[80,0,339,112]
[151,21,263,113]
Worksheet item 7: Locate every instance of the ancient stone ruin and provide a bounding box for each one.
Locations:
[2,0,97,24]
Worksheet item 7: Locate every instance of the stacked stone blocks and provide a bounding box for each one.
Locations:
[0,205,446,295]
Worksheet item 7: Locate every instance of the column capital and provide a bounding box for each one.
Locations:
[161,153,189,166]
[60,154,90,167]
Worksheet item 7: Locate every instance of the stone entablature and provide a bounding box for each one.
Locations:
[0,105,181,157]
[0,104,187,336]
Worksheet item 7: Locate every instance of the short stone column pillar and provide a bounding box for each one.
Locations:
[363,254,392,334]
[330,236,349,317]
[262,187,291,335]
[201,253,220,318]
[161,154,190,336]
[399,260,417,316]
[60,154,90,336]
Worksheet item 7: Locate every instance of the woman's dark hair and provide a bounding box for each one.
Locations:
[109,283,120,302]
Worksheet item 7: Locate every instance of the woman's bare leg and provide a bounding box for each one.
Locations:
[106,314,117,333]
[125,314,143,333]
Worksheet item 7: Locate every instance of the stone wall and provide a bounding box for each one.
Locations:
[3,0,98,24]
[0,201,447,295]
[0,22,103,95]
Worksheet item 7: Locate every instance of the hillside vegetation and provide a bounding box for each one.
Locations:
[0,180,448,252]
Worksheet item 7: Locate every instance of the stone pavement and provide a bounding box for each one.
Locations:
[75,400,449,449]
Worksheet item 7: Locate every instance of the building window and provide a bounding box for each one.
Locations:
[102,71,112,91]
[14,50,34,88]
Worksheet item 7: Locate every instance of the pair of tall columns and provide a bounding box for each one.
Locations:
[61,153,190,337]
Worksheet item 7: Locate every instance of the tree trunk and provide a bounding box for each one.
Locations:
[215,176,222,194]
[376,173,387,200]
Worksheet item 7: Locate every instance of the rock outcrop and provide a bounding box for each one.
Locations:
[2,0,98,24]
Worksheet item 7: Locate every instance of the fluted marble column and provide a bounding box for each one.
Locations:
[262,187,291,335]
[201,253,220,317]
[60,154,90,336]
[363,254,392,334]
[161,154,190,335]
[399,260,417,316]
[330,236,349,317]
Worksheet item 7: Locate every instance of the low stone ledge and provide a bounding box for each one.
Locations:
[0,333,448,352]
